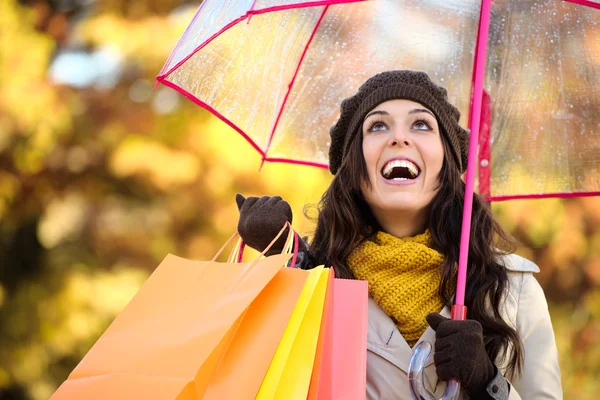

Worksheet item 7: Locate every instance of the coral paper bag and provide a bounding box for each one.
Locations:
[331,279,369,398]
[51,252,293,400]
[310,278,369,400]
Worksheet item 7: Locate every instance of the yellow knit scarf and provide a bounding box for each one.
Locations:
[347,230,446,347]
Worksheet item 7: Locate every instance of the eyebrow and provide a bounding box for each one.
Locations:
[363,108,435,122]
[364,110,388,121]
[408,108,436,118]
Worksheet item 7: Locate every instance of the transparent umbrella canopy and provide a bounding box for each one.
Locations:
[157,0,600,201]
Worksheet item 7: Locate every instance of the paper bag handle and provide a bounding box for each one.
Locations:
[212,222,295,262]
[212,232,241,261]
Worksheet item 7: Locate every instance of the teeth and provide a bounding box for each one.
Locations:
[382,159,420,179]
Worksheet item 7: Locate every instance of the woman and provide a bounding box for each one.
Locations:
[236,71,562,399]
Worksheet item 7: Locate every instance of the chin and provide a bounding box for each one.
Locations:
[363,186,434,216]
[378,197,425,214]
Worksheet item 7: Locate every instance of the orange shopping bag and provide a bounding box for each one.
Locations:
[202,243,308,399]
[51,226,306,400]
[256,265,331,400]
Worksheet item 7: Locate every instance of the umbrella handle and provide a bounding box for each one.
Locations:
[408,305,467,400]
[408,341,460,400]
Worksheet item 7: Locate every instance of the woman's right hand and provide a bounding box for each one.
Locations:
[236,193,295,255]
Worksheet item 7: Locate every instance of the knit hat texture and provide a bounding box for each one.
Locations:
[328,70,469,175]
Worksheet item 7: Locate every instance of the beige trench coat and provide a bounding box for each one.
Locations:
[365,253,562,400]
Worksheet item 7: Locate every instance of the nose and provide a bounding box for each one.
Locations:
[388,127,412,148]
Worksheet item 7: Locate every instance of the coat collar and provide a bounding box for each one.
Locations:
[365,253,539,375]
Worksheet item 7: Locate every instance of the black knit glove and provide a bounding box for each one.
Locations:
[236,194,307,256]
[426,313,496,398]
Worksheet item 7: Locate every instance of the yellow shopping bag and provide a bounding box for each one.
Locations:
[256,265,331,400]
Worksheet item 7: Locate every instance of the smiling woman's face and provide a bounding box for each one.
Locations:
[361,99,445,224]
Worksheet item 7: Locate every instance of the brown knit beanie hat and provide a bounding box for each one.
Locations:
[328,70,469,175]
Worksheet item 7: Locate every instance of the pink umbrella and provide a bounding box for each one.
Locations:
[156,0,600,398]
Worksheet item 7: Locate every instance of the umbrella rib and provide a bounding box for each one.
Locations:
[158,1,208,78]
[253,0,364,14]
[487,191,600,201]
[158,1,362,81]
[262,5,330,162]
[158,78,266,157]
[563,0,600,10]
[478,90,492,198]
[158,14,249,81]
[263,157,328,169]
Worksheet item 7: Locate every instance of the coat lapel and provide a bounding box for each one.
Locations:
[367,297,451,373]
[415,304,452,368]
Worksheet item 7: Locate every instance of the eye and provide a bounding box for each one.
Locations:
[366,119,388,133]
[412,119,433,131]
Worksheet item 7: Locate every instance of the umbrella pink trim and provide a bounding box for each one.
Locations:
[564,0,600,9]
[457,0,493,309]
[291,231,300,268]
[263,6,330,160]
[159,1,207,77]
[237,242,246,262]
[159,76,331,169]
[157,0,364,81]
[255,0,363,11]
[247,0,258,23]
[263,157,328,169]
[486,191,600,201]
[478,90,492,198]
[159,15,252,80]
[158,78,266,157]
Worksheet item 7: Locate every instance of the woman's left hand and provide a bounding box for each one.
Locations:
[426,313,496,397]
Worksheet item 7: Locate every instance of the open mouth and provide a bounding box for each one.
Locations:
[381,159,421,181]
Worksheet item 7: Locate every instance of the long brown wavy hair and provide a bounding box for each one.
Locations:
[306,123,524,378]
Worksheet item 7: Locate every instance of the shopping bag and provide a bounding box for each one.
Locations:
[309,278,369,400]
[330,279,369,398]
[202,264,308,399]
[307,268,335,400]
[256,265,331,400]
[51,226,299,400]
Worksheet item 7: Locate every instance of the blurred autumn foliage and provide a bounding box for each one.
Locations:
[0,1,598,399]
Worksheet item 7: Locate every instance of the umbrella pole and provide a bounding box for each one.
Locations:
[453,0,493,321]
